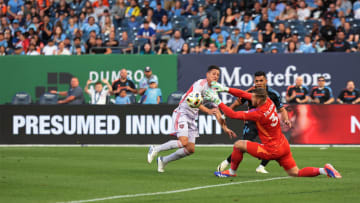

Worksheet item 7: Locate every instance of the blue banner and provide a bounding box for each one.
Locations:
[178,53,360,104]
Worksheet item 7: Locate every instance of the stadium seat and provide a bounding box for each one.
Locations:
[39,93,58,105]
[167,91,185,104]
[12,92,32,105]
[127,93,136,104]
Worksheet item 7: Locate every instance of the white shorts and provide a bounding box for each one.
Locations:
[171,110,199,144]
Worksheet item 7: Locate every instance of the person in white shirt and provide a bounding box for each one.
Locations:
[84,79,113,105]
[56,41,71,55]
[297,0,310,21]
[27,44,40,55]
[42,40,57,55]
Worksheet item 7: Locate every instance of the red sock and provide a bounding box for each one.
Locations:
[298,167,320,177]
[230,146,243,171]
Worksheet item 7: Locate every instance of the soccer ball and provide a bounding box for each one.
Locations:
[186,92,203,108]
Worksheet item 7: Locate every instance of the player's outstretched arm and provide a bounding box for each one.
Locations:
[218,103,260,122]
[228,88,252,100]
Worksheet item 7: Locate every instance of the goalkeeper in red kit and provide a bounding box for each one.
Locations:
[205,82,342,178]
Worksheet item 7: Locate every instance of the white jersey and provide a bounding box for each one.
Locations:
[174,78,213,118]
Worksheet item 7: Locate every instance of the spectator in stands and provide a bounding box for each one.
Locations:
[339,0,353,16]
[92,36,112,54]
[115,89,131,104]
[182,0,198,16]
[42,39,57,55]
[310,0,326,19]
[237,13,255,33]
[167,30,184,53]
[162,0,173,11]
[255,43,264,53]
[101,15,114,35]
[7,0,24,19]
[50,77,84,104]
[225,39,234,54]
[216,35,226,49]
[119,31,133,53]
[140,43,154,54]
[270,46,279,53]
[27,44,39,55]
[325,3,338,19]
[258,23,276,43]
[170,0,182,18]
[231,27,242,45]
[180,43,190,54]
[157,39,173,54]
[337,80,360,104]
[329,30,351,52]
[310,76,334,104]
[85,79,112,105]
[279,3,297,21]
[286,77,310,104]
[137,20,156,42]
[195,17,212,37]
[56,41,71,55]
[143,78,162,104]
[198,29,214,48]
[284,26,293,42]
[275,23,286,42]
[338,22,355,42]
[104,31,119,47]
[220,7,236,27]
[256,13,271,31]
[94,0,109,20]
[244,32,253,43]
[127,15,140,29]
[125,0,140,17]
[251,2,262,24]
[268,2,280,22]
[299,35,316,53]
[53,26,66,45]
[285,40,300,53]
[297,0,311,21]
[235,35,245,52]
[70,37,85,54]
[154,3,167,24]
[82,16,100,36]
[197,5,207,22]
[111,0,126,29]
[315,37,327,52]
[140,0,151,16]
[238,42,255,54]
[0,45,6,55]
[112,68,137,97]
[354,0,360,16]
[66,17,79,39]
[156,15,173,40]
[211,26,229,43]
[139,66,158,95]
[206,42,219,54]
[143,9,157,29]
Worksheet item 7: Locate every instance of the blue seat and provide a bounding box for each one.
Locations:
[167,91,185,104]
[12,92,32,105]
[39,93,58,105]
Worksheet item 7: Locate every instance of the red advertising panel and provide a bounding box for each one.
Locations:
[281,105,360,144]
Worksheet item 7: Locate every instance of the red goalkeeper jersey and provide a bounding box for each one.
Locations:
[219,88,288,148]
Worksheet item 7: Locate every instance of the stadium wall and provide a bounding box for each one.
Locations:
[1,104,360,145]
[178,53,360,104]
[0,55,177,104]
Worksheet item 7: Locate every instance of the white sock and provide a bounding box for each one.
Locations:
[319,168,327,175]
[163,148,190,164]
[224,159,230,165]
[155,140,183,152]
[229,168,236,175]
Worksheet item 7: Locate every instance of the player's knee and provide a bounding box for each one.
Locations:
[234,140,246,152]
[287,168,299,177]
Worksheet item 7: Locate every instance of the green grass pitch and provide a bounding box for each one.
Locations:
[0,146,359,203]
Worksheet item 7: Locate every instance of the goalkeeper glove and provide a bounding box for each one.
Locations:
[204,89,222,105]
[211,81,229,92]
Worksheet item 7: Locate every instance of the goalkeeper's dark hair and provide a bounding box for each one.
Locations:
[253,88,268,102]
[95,81,102,86]
[254,71,266,78]
[207,65,220,72]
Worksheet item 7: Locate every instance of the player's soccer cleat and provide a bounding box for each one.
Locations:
[214,170,236,177]
[256,165,269,174]
[147,145,158,164]
[217,160,229,172]
[324,163,342,179]
[157,157,166,173]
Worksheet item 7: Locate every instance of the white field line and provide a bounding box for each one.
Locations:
[57,176,291,203]
[0,144,359,147]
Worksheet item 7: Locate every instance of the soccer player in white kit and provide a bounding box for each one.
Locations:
[147,65,237,172]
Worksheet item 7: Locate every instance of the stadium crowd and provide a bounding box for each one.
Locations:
[1,0,360,55]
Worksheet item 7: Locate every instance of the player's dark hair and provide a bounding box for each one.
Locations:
[253,88,268,102]
[318,76,325,80]
[95,82,102,86]
[207,65,220,72]
[254,71,266,78]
